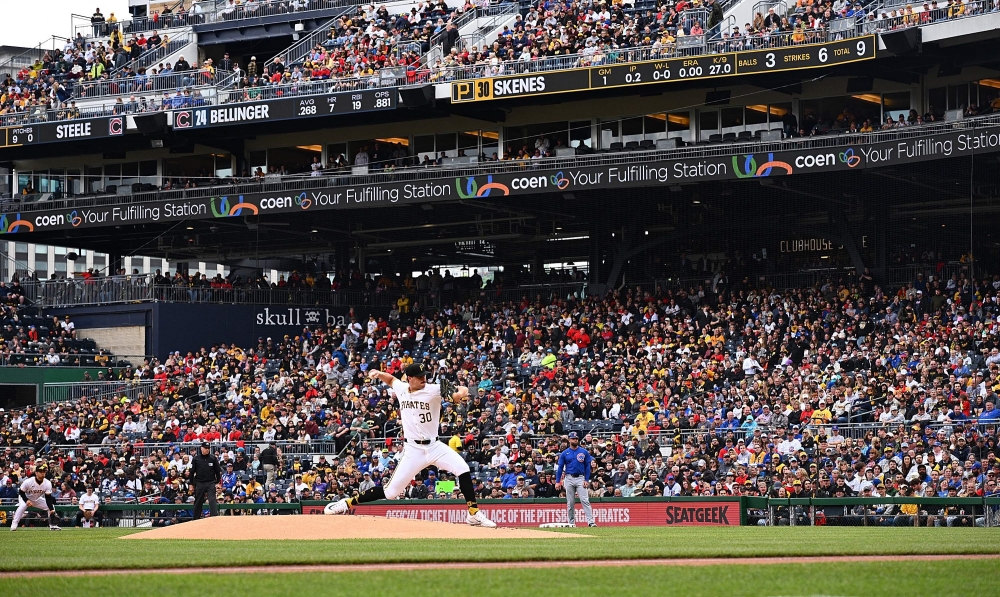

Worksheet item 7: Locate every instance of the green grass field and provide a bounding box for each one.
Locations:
[2,527,998,597]
[3,560,999,597]
[1,527,997,570]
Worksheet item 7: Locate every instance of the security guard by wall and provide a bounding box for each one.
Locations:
[259,441,281,487]
[191,442,222,519]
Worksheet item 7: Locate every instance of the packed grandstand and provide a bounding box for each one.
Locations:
[2,0,997,125]
[2,268,1000,526]
[2,0,1000,530]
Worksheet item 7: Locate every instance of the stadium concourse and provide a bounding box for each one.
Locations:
[2,271,1000,528]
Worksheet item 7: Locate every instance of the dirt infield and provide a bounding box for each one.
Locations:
[121,515,589,540]
[1,554,996,579]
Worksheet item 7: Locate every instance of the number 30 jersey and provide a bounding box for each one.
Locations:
[392,378,443,442]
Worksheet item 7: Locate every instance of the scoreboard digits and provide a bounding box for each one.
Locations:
[0,125,37,147]
[318,89,396,116]
[10,126,35,146]
[736,37,873,74]
[591,54,734,88]
[452,79,493,102]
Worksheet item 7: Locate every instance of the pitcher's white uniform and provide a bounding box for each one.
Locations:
[383,378,469,499]
[11,476,53,529]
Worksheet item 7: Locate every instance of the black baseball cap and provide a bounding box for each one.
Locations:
[404,363,427,378]
[201,441,211,448]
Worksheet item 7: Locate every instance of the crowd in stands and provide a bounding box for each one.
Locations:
[218,0,360,21]
[18,265,568,310]
[869,0,997,32]
[229,0,470,95]
[88,6,208,37]
[2,265,1000,526]
[411,0,997,81]
[0,22,209,125]
[6,0,998,127]
[211,0,1000,96]
[0,298,117,367]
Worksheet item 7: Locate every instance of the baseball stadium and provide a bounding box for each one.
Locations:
[2,0,1000,594]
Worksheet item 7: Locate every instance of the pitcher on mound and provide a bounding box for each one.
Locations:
[325,363,496,528]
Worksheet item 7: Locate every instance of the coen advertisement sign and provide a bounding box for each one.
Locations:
[300,500,740,527]
[6,126,1000,235]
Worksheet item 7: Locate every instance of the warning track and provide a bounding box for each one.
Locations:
[1,554,996,578]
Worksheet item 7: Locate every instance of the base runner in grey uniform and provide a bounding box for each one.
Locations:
[555,431,596,527]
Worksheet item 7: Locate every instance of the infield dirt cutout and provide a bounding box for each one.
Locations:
[121,515,590,540]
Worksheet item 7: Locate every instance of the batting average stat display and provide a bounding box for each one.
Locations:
[173,88,396,129]
[452,36,876,103]
[0,115,125,148]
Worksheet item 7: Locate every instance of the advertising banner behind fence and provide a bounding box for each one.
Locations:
[301,500,741,527]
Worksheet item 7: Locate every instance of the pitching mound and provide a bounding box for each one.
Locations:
[122,515,587,540]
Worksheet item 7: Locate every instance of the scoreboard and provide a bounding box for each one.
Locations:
[0,115,124,148]
[452,37,876,103]
[173,88,397,129]
[590,54,735,89]
[0,88,397,148]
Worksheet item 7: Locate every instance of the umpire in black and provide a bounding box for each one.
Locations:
[191,442,222,519]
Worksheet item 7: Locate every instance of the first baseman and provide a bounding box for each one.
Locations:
[555,432,596,527]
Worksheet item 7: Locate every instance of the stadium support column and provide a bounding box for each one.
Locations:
[595,211,667,295]
[334,241,352,279]
[356,246,366,276]
[108,253,122,275]
[871,194,889,283]
[587,212,610,295]
[828,208,867,276]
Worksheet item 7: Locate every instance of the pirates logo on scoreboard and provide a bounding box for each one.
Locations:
[109,117,124,136]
